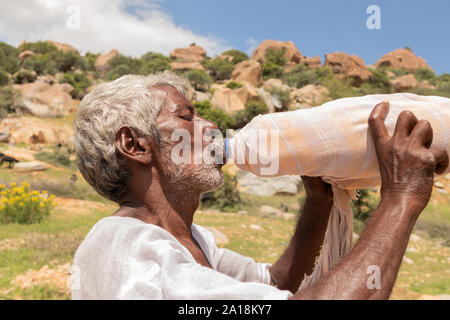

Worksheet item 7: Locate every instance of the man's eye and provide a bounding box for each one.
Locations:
[179,114,193,121]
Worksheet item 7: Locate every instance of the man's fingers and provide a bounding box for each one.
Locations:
[430,146,449,175]
[393,110,419,141]
[368,102,391,146]
[409,119,433,149]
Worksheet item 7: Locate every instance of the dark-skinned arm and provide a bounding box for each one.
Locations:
[269,176,334,293]
[289,102,449,299]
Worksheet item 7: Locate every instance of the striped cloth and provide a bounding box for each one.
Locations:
[228,93,450,289]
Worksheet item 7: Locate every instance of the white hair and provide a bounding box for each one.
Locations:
[73,71,191,202]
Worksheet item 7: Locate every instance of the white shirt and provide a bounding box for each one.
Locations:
[72,216,293,300]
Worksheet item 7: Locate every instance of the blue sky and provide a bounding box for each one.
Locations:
[157,0,450,74]
[2,0,448,74]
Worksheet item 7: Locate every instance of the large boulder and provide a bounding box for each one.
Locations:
[14,83,76,117]
[324,52,372,86]
[375,48,433,72]
[390,74,418,92]
[231,60,263,87]
[0,117,74,147]
[170,43,207,62]
[94,49,119,73]
[46,40,77,52]
[302,56,321,69]
[169,61,205,72]
[237,171,301,196]
[251,40,304,65]
[13,161,48,172]
[290,84,329,108]
[18,50,34,61]
[210,83,260,114]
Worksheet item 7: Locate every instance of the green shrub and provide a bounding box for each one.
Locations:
[19,41,58,54]
[221,49,249,64]
[201,172,241,211]
[0,86,24,118]
[139,52,171,75]
[414,68,436,82]
[233,100,269,128]
[13,70,36,84]
[352,189,378,223]
[204,58,235,81]
[23,54,57,75]
[53,50,83,73]
[0,181,55,224]
[35,146,77,170]
[183,69,213,91]
[283,64,333,88]
[358,68,392,94]
[0,68,9,86]
[82,52,100,71]
[105,64,134,81]
[262,61,284,80]
[226,81,243,89]
[385,67,411,77]
[265,48,287,66]
[193,100,234,135]
[0,41,19,74]
[58,72,92,99]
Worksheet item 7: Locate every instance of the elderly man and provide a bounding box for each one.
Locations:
[72,72,448,300]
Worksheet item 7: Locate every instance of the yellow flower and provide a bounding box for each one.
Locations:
[0,191,6,196]
[21,182,30,188]
[40,203,45,208]
[10,182,16,187]
[0,184,5,189]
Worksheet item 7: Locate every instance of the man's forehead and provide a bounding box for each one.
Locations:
[148,85,191,111]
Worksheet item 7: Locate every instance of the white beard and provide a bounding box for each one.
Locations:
[159,140,224,195]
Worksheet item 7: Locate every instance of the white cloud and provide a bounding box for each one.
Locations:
[0,0,227,57]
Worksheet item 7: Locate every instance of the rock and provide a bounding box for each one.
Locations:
[417,80,435,90]
[231,60,263,87]
[193,91,210,102]
[28,86,76,116]
[437,189,448,194]
[406,247,418,253]
[29,131,46,144]
[390,74,418,92]
[204,226,229,245]
[94,49,119,73]
[324,52,372,86]
[290,84,329,108]
[237,172,301,196]
[217,54,234,63]
[0,117,74,147]
[283,213,296,221]
[37,74,57,85]
[259,205,284,218]
[403,256,414,265]
[409,234,422,242]
[46,40,77,52]
[14,82,51,101]
[18,50,34,61]
[237,211,247,215]
[446,173,450,180]
[170,43,206,62]
[263,78,291,92]
[251,40,303,65]
[0,131,11,143]
[13,161,48,172]
[302,56,321,69]
[375,48,433,72]
[55,83,75,96]
[257,88,276,113]
[211,84,259,114]
[249,224,262,231]
[169,61,205,72]
[434,181,444,189]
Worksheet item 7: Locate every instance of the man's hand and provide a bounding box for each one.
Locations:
[368,101,449,213]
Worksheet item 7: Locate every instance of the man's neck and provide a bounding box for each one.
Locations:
[115,169,202,240]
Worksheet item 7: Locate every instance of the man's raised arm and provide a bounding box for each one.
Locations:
[288,102,448,299]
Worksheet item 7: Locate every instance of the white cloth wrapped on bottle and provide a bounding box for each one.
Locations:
[227,93,450,289]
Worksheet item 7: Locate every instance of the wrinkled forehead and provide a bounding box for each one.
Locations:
[148,85,190,112]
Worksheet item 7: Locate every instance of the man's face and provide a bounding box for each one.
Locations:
[150,85,225,193]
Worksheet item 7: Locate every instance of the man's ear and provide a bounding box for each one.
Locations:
[114,126,152,166]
